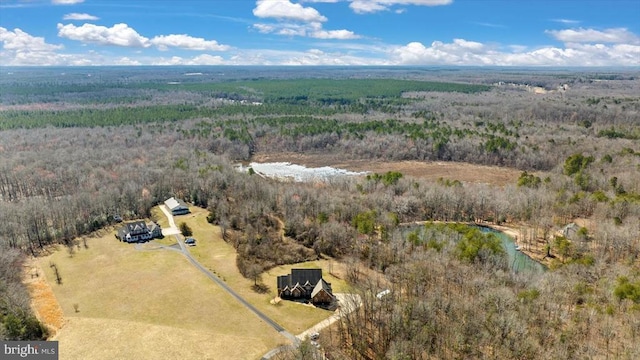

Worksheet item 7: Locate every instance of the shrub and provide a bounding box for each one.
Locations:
[179,222,193,236]
[614,276,640,303]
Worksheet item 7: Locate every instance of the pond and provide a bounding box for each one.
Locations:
[400,224,546,274]
[477,226,546,274]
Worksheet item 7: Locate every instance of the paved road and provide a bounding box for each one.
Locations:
[260,293,363,359]
[159,209,298,345]
[295,293,361,341]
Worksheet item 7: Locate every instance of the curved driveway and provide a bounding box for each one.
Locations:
[159,207,298,345]
[156,206,362,359]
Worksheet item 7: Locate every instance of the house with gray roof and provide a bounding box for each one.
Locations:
[164,197,190,216]
[277,268,335,306]
[116,221,162,243]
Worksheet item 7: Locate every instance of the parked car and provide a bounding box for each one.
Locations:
[184,237,196,246]
[113,215,123,222]
[310,332,319,341]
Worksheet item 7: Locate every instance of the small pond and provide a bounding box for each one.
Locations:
[400,224,546,274]
[477,226,546,274]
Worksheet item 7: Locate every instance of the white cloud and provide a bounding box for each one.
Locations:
[115,57,141,66]
[349,0,452,14]
[150,34,230,51]
[52,0,85,4]
[349,1,386,13]
[551,18,580,25]
[57,23,151,47]
[0,27,68,66]
[253,23,276,34]
[546,27,640,44]
[252,1,360,40]
[253,0,327,22]
[474,22,505,29]
[152,54,225,66]
[253,21,360,39]
[237,47,386,65]
[311,29,360,39]
[0,27,64,52]
[392,38,640,66]
[3,25,638,67]
[57,23,229,51]
[392,40,494,65]
[63,13,99,21]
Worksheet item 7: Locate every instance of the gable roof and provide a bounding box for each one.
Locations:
[277,275,290,291]
[311,278,333,299]
[291,269,322,286]
[277,269,324,290]
[165,197,188,210]
[123,221,149,235]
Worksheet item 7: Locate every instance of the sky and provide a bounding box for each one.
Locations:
[0,0,639,66]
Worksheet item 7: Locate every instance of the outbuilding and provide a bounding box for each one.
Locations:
[165,197,190,216]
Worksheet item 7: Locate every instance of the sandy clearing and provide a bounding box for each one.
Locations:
[252,152,524,187]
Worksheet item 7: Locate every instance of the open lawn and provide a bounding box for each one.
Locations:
[38,226,283,360]
[182,207,352,335]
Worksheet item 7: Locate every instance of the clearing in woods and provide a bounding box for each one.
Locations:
[32,206,349,359]
[168,207,351,336]
[252,152,525,186]
[35,224,282,360]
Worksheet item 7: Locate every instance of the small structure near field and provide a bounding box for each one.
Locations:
[117,221,162,243]
[165,197,190,216]
[376,289,391,300]
[277,269,335,306]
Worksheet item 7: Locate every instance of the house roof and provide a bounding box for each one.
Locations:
[277,269,324,290]
[277,275,290,290]
[291,269,322,286]
[165,197,188,210]
[122,221,149,235]
[311,278,334,299]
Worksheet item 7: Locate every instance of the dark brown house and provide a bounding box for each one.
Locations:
[277,269,335,306]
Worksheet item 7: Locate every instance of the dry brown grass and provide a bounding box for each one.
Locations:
[54,317,277,360]
[252,152,526,187]
[37,223,282,360]
[24,259,65,336]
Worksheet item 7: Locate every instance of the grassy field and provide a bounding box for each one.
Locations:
[36,206,351,359]
[180,207,352,335]
[39,224,283,360]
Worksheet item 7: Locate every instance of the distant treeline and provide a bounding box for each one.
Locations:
[142,78,491,100]
[0,78,490,106]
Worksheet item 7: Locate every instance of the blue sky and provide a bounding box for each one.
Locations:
[1,0,639,66]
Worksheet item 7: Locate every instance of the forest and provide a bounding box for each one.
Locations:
[0,66,639,359]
